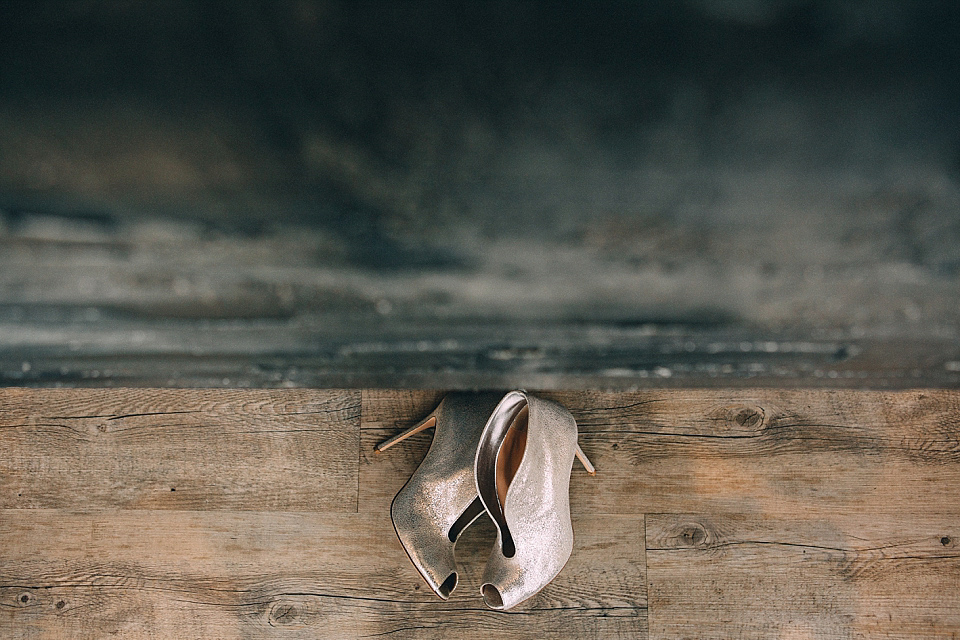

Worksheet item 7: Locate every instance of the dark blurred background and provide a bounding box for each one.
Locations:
[1,1,958,388]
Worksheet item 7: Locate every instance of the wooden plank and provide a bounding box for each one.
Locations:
[646,513,960,639]
[3,388,959,636]
[555,389,960,516]
[0,389,361,511]
[0,509,646,639]
[359,389,446,514]
[362,390,960,517]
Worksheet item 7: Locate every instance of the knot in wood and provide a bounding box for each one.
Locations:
[268,600,304,627]
[708,404,768,431]
[677,522,709,548]
[734,407,763,428]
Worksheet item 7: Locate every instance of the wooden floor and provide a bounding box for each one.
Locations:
[2,389,959,638]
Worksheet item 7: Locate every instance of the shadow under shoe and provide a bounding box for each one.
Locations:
[388,392,502,599]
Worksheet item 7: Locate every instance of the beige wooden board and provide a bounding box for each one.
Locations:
[549,389,960,517]
[4,388,960,637]
[0,509,646,639]
[0,389,361,511]
[364,390,960,517]
[360,389,448,513]
[646,513,960,639]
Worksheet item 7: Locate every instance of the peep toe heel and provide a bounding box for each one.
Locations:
[377,392,502,599]
[474,390,594,610]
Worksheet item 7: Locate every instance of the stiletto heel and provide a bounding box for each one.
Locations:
[575,443,595,475]
[474,391,586,610]
[379,392,503,599]
[375,411,438,452]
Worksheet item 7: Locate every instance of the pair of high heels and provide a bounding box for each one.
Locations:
[376,391,594,610]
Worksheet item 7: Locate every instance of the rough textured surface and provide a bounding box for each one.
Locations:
[647,513,960,639]
[362,389,960,517]
[1,511,645,639]
[5,389,953,637]
[0,389,361,511]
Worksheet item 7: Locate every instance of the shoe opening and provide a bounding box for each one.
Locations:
[495,404,527,557]
[481,583,504,609]
[476,393,527,560]
[447,497,485,543]
[496,405,528,510]
[438,572,458,599]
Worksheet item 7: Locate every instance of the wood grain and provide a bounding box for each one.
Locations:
[646,513,960,639]
[0,389,361,511]
[0,510,646,639]
[362,390,960,517]
[4,388,960,637]
[359,389,447,513]
[551,389,960,517]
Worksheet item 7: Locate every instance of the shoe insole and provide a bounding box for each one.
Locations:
[496,405,528,516]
